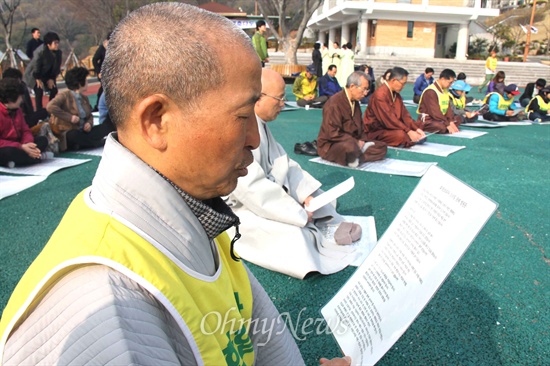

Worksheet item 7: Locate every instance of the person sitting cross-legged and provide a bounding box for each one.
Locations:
[520,78,546,108]
[482,83,525,122]
[449,80,479,124]
[293,63,328,108]
[47,67,115,151]
[228,69,363,279]
[318,64,342,99]
[317,71,387,167]
[416,68,461,134]
[524,86,550,123]
[0,78,49,168]
[364,66,425,147]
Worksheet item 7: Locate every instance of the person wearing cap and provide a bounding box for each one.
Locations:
[228,69,362,279]
[449,80,479,124]
[364,66,425,147]
[317,71,387,167]
[482,84,525,122]
[478,49,497,93]
[520,78,547,107]
[413,67,434,104]
[417,68,461,134]
[524,86,550,123]
[292,64,328,108]
[252,20,269,67]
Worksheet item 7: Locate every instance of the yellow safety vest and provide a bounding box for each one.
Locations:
[449,93,466,110]
[486,56,497,71]
[0,190,254,366]
[525,95,550,113]
[417,83,450,115]
[483,92,514,111]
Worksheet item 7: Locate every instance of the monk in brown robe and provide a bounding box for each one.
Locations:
[417,68,461,134]
[364,66,425,147]
[317,71,387,167]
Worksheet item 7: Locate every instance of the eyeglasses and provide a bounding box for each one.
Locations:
[355,85,369,94]
[261,92,287,103]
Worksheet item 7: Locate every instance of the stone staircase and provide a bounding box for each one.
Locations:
[268,52,549,87]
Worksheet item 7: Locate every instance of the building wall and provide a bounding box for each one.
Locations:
[368,20,436,57]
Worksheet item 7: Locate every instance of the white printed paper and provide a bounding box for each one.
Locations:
[321,166,498,365]
[478,117,533,125]
[0,157,91,176]
[306,177,355,212]
[77,147,104,156]
[438,130,487,139]
[309,157,436,177]
[390,142,465,157]
[0,175,47,200]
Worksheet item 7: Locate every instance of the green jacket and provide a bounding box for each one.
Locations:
[252,31,268,61]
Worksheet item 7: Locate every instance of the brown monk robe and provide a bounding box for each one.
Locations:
[317,71,387,166]
[416,69,461,134]
[364,69,425,147]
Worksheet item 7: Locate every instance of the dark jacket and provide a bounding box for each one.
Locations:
[25,38,43,59]
[318,74,341,98]
[24,45,62,88]
[92,44,106,76]
[312,49,322,78]
[520,82,537,102]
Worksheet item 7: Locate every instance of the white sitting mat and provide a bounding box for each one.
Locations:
[436,130,487,139]
[310,157,436,177]
[390,142,465,157]
[0,175,47,200]
[284,101,302,109]
[0,157,91,176]
[478,117,533,125]
[402,99,416,106]
[77,147,104,156]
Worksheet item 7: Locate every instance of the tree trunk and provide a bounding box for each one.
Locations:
[281,37,298,65]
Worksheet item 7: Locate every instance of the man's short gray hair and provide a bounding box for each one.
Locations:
[102,2,253,128]
[346,71,369,88]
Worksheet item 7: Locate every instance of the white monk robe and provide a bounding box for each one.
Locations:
[227,116,359,279]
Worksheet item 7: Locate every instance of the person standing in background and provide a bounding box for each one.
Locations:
[312,42,323,78]
[92,32,111,112]
[478,50,497,93]
[24,32,62,111]
[252,20,269,67]
[25,28,43,60]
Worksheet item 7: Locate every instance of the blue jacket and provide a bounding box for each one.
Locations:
[318,74,342,97]
[413,74,434,96]
[488,93,520,116]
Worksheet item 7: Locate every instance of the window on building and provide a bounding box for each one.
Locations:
[407,21,414,38]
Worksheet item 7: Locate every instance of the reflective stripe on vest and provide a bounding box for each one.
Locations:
[483,92,514,110]
[525,95,550,113]
[0,190,254,366]
[417,83,450,115]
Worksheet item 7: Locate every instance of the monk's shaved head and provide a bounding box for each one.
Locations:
[102,2,254,129]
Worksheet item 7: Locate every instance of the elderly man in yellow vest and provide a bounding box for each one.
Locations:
[417,68,461,134]
[293,63,328,108]
[482,83,525,122]
[0,3,350,365]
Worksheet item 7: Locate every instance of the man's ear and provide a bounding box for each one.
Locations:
[133,94,170,151]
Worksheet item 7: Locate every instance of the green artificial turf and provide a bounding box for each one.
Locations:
[0,84,548,365]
